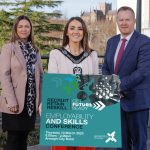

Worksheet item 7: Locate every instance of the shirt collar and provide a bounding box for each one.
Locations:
[120,31,134,41]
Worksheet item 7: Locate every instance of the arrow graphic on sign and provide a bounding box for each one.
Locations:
[93,101,105,111]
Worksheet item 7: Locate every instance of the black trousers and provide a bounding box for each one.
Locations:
[6,130,30,150]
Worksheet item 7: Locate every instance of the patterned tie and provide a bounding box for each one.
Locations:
[114,38,127,74]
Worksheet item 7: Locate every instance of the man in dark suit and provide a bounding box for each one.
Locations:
[102,6,150,150]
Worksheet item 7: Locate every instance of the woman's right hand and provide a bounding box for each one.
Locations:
[8,105,19,113]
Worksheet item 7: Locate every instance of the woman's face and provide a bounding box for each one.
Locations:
[17,19,31,42]
[67,19,84,44]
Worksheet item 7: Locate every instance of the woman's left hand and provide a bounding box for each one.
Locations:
[39,103,42,116]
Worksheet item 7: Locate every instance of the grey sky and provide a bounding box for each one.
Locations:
[54,0,117,18]
[0,0,117,19]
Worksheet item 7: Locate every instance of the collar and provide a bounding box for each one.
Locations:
[120,31,134,41]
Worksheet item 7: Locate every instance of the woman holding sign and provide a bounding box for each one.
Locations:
[48,17,99,150]
[0,15,42,150]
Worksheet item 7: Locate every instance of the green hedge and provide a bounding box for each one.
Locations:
[0,126,40,150]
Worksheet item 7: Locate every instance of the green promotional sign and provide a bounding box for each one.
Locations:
[40,73,121,148]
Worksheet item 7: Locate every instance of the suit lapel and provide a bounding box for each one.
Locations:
[117,31,139,74]
[13,41,27,72]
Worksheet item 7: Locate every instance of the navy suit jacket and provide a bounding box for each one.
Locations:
[102,31,150,112]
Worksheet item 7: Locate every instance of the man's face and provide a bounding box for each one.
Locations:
[117,10,136,37]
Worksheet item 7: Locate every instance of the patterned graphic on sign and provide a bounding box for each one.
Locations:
[75,74,120,111]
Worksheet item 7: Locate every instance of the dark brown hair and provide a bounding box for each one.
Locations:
[62,17,91,51]
[10,15,37,51]
[117,6,135,18]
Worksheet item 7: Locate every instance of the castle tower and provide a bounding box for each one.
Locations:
[99,2,112,15]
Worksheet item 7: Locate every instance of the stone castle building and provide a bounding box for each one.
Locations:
[81,2,116,23]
